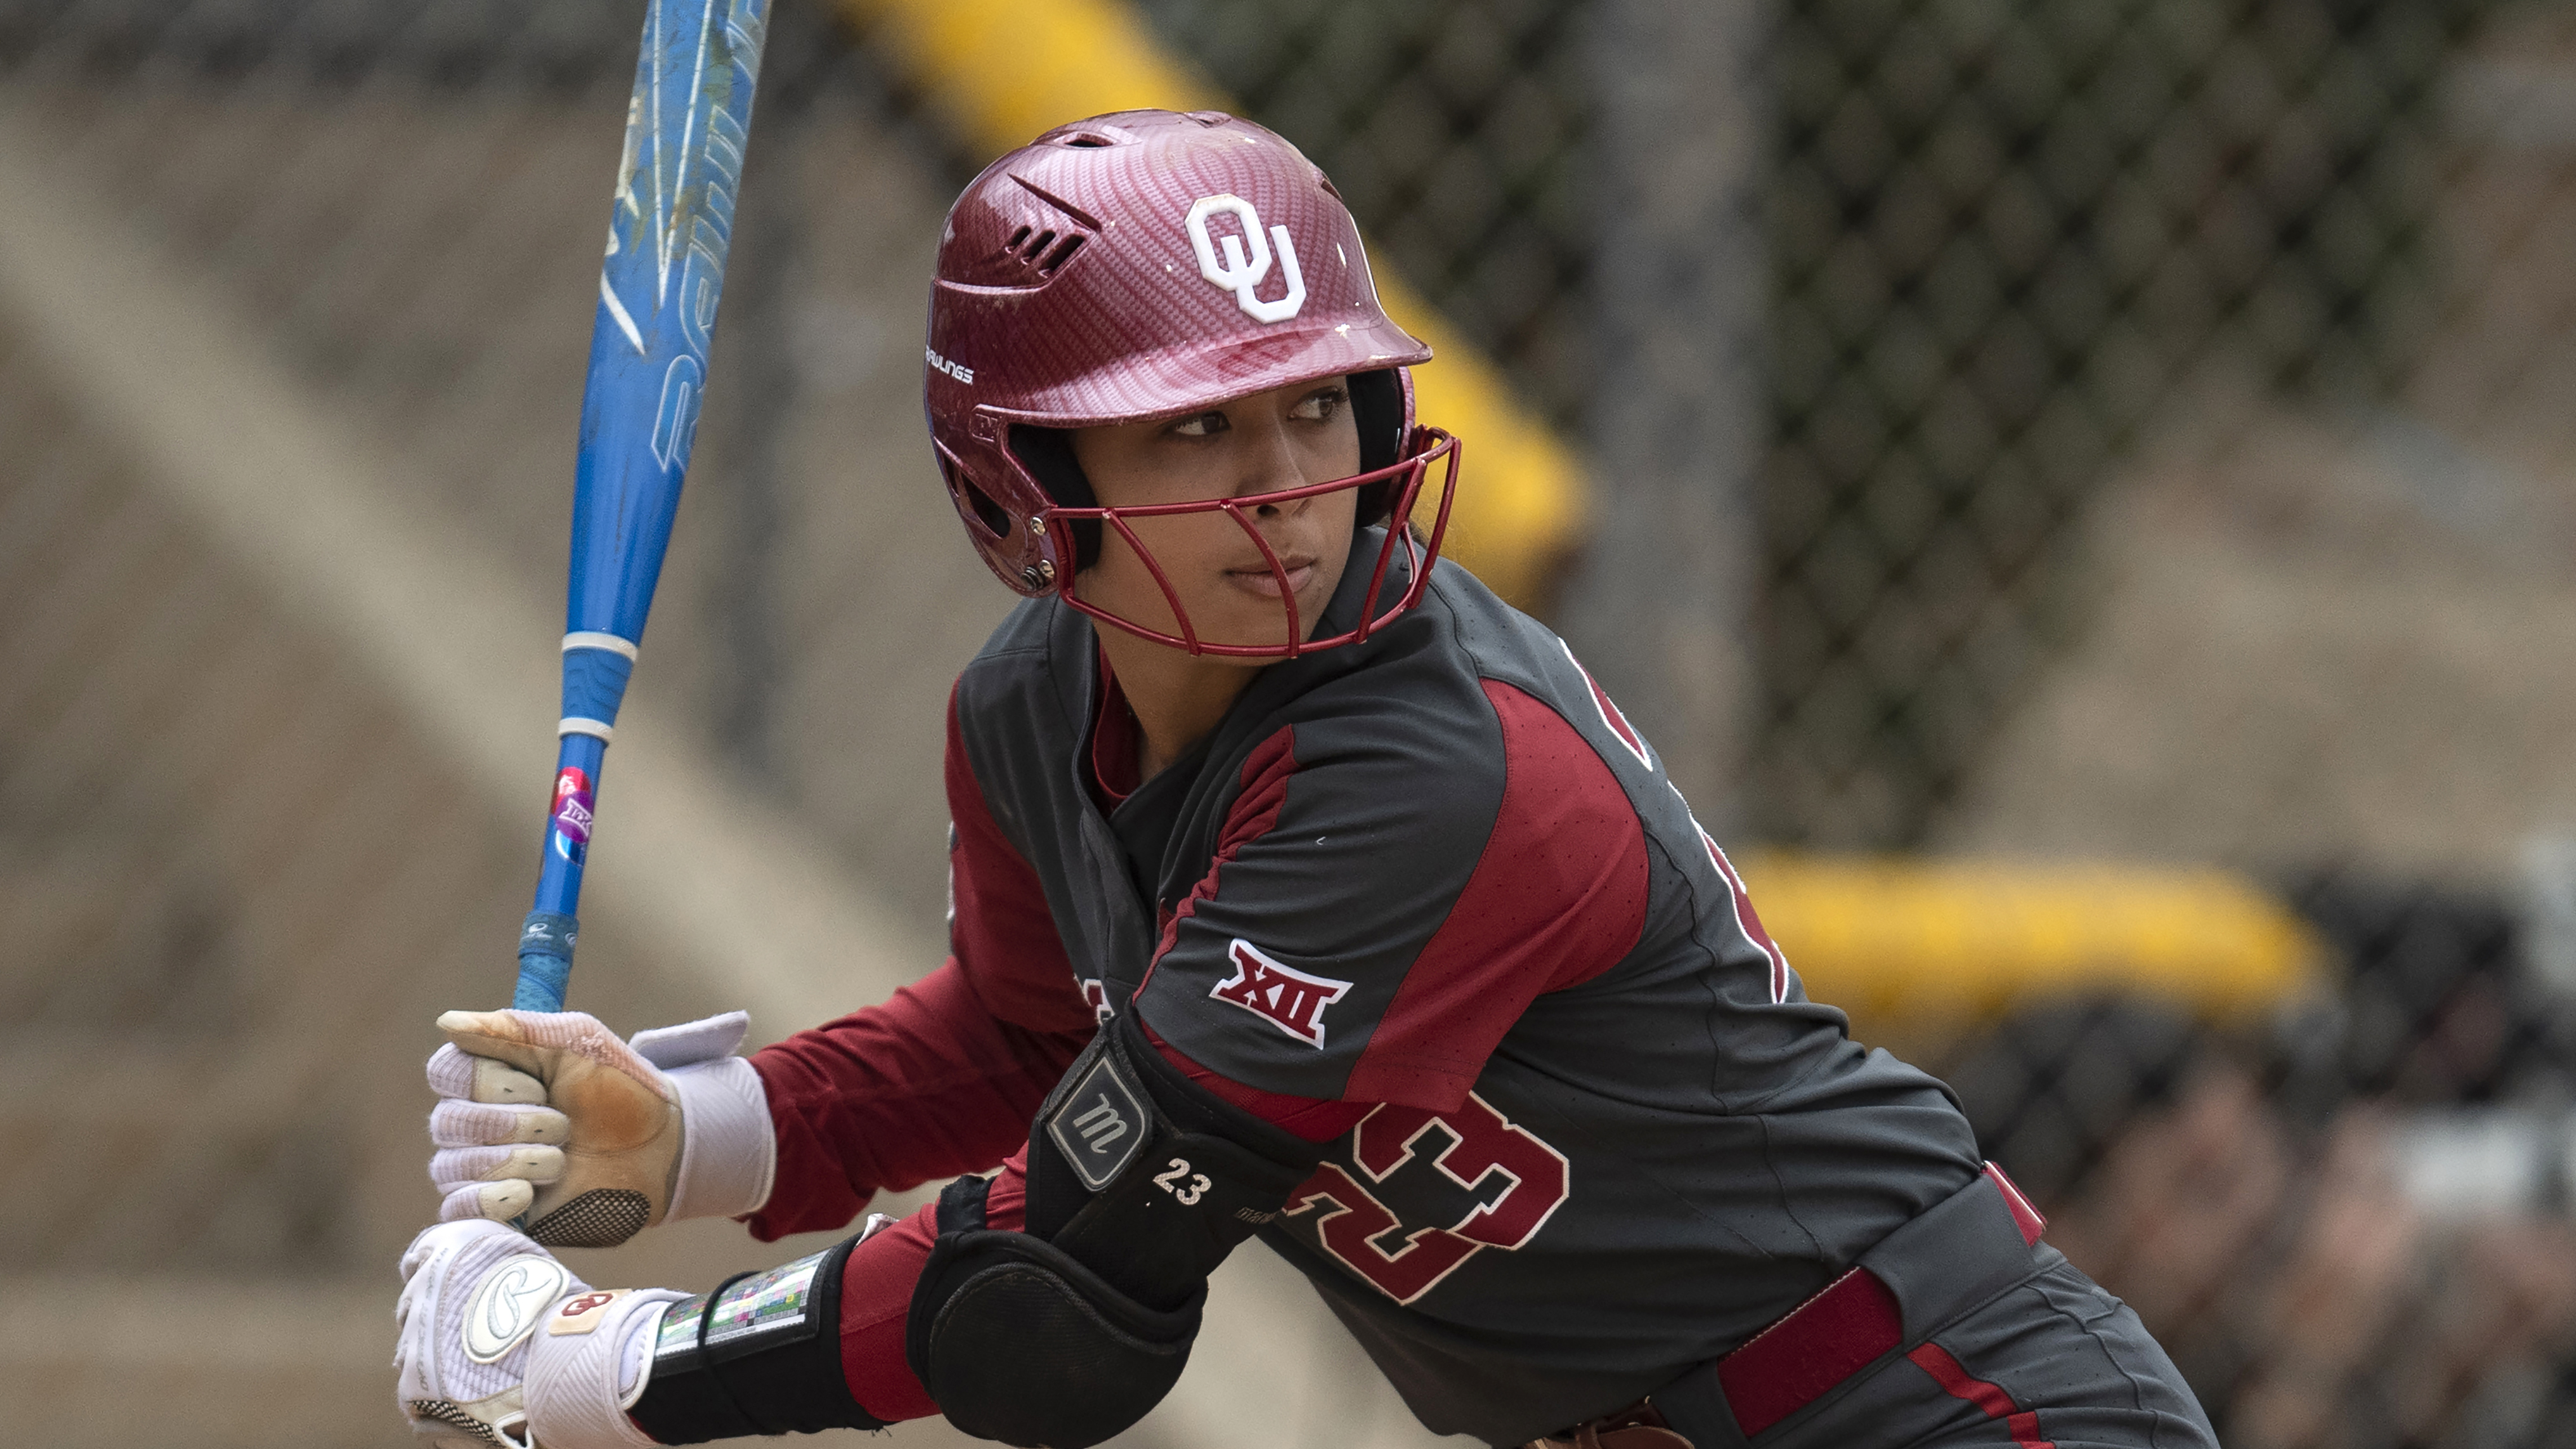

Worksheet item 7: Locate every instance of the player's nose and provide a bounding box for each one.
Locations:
[1233,415,1315,514]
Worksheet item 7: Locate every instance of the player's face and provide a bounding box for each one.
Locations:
[1068,378,1362,655]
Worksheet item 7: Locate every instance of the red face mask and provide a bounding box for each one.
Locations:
[1039,429,1461,658]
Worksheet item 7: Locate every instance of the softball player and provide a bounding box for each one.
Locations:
[396,110,2215,1449]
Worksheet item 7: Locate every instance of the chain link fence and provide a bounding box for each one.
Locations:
[8,1,2576,1446]
[1766,0,2481,849]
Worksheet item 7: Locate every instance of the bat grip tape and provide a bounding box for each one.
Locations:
[515,911,580,1012]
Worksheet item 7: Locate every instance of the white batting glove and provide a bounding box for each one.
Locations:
[393,1218,685,1449]
[427,1009,774,1248]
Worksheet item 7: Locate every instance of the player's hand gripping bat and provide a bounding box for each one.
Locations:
[516,0,770,1012]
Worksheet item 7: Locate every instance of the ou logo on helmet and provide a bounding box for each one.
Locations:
[1186,193,1307,324]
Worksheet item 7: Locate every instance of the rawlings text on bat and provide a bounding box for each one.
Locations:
[516,0,771,1012]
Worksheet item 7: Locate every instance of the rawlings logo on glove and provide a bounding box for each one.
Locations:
[463,1255,573,1363]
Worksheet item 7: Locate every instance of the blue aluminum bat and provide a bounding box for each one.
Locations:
[516,0,770,1012]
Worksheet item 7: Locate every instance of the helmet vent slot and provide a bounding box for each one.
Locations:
[970,219,1091,286]
[1040,233,1086,274]
[1059,132,1115,147]
[959,475,1014,540]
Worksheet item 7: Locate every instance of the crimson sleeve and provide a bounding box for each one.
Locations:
[747,960,1085,1240]
[944,678,1101,1035]
[744,681,1102,1239]
[827,1145,1030,1423]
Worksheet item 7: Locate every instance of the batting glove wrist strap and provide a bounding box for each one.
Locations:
[522,1288,691,1449]
[663,1053,774,1221]
[628,1234,884,1444]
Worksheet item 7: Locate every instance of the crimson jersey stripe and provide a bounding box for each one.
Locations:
[1344,681,1650,1106]
[1557,638,1651,770]
[941,679,1095,1033]
[1985,1161,2049,1246]
[1548,640,1785,1005]
[1696,827,1789,1005]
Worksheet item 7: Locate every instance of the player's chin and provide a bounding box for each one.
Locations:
[1201,566,1345,652]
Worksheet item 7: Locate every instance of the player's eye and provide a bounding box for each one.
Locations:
[1290,386,1347,423]
[1168,409,1231,438]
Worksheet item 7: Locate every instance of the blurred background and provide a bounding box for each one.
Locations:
[3,0,2575,1444]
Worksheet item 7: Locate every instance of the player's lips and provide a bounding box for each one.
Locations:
[1225,554,1316,599]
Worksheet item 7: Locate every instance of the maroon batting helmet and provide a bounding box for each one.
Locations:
[924,109,1460,657]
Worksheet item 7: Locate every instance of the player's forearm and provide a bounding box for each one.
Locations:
[748,957,1089,1239]
[800,1027,1372,1415]
[653,1016,1368,1447]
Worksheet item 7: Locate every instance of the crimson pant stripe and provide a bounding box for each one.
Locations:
[1905,1342,2056,1449]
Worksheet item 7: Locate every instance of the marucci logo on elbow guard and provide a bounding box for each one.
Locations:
[1211,940,1353,1048]
[1044,1051,1152,1192]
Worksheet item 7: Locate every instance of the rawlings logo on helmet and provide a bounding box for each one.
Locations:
[1187,194,1306,324]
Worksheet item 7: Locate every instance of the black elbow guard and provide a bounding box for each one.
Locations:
[903,1173,1202,1449]
[906,1013,1329,1448]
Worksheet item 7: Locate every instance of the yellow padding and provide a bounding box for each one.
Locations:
[1733,854,2325,1023]
[839,0,1587,609]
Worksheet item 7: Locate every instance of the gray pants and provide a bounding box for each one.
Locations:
[1660,1249,2215,1449]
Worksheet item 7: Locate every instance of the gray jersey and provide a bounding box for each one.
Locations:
[949,530,1983,1442]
